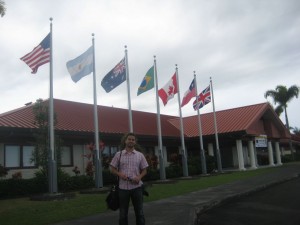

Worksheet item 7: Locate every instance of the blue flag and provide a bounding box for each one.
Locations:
[101,57,126,93]
[66,46,93,83]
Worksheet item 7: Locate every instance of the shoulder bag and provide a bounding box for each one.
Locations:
[105,150,122,211]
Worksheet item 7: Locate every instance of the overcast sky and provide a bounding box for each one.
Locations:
[1,0,299,128]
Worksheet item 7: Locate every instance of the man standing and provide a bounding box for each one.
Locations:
[110,132,149,225]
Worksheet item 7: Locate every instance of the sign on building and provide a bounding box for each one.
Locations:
[255,135,267,147]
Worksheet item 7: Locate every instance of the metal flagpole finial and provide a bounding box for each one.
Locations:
[124,45,127,49]
[92,33,95,37]
[49,17,53,22]
[193,71,196,75]
[154,55,156,59]
[175,64,178,69]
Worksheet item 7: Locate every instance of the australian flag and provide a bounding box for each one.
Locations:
[193,85,211,110]
[101,57,126,93]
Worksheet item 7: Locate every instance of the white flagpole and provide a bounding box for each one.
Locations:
[49,17,57,193]
[154,56,166,180]
[125,46,133,132]
[92,34,103,188]
[175,64,188,177]
[194,71,207,175]
[210,77,222,172]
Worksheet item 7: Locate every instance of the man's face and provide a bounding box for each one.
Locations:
[125,135,136,148]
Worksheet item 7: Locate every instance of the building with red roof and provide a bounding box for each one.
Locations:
[0,99,298,179]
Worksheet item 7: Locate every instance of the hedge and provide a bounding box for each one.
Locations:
[0,156,215,198]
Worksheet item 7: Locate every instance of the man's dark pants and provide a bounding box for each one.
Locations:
[119,187,145,225]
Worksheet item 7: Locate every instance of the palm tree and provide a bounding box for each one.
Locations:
[292,127,300,136]
[264,85,299,130]
[0,1,6,17]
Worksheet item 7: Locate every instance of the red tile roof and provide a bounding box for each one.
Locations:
[168,102,290,138]
[0,99,179,137]
[0,99,289,138]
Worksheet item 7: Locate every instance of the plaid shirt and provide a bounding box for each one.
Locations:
[110,149,149,190]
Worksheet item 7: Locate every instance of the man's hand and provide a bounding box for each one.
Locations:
[118,172,128,180]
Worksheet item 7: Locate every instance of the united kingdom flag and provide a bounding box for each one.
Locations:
[193,85,211,110]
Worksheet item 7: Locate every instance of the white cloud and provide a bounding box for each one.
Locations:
[0,0,299,128]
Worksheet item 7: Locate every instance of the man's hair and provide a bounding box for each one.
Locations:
[120,132,137,149]
[124,132,137,140]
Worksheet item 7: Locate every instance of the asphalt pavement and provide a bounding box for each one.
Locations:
[197,176,300,225]
[52,163,300,225]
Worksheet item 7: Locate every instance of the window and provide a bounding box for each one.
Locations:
[110,146,118,156]
[61,146,72,166]
[5,146,20,167]
[102,146,119,157]
[4,145,35,168]
[102,146,110,156]
[23,146,35,167]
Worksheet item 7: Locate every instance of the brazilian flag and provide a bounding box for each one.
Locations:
[137,66,154,96]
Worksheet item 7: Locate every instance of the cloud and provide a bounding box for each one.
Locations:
[1,0,299,128]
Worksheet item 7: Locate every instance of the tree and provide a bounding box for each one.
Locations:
[32,99,62,173]
[265,85,299,160]
[0,1,6,17]
[292,127,300,136]
[264,85,299,130]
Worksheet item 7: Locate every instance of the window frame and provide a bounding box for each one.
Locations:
[102,145,120,157]
[60,145,73,167]
[4,144,36,169]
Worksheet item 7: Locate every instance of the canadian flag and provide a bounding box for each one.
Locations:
[158,73,178,106]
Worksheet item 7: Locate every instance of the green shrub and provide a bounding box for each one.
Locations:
[0,157,218,198]
[144,168,160,181]
[0,164,9,178]
[281,154,293,163]
[0,177,47,199]
[0,169,96,198]
[102,169,115,185]
[206,155,217,173]
[188,156,201,175]
[59,175,94,191]
[166,165,183,178]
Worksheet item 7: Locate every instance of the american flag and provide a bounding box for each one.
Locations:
[193,85,211,110]
[20,33,51,74]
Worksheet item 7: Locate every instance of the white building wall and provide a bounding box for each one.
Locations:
[208,143,214,156]
[243,146,250,166]
[0,144,87,179]
[155,146,168,166]
[71,144,86,175]
[7,168,39,179]
[232,146,238,167]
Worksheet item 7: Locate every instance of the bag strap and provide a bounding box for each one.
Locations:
[117,150,122,171]
[116,150,122,184]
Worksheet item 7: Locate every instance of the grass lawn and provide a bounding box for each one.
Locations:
[0,166,278,225]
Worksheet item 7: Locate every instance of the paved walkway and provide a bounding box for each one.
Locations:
[52,163,300,225]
